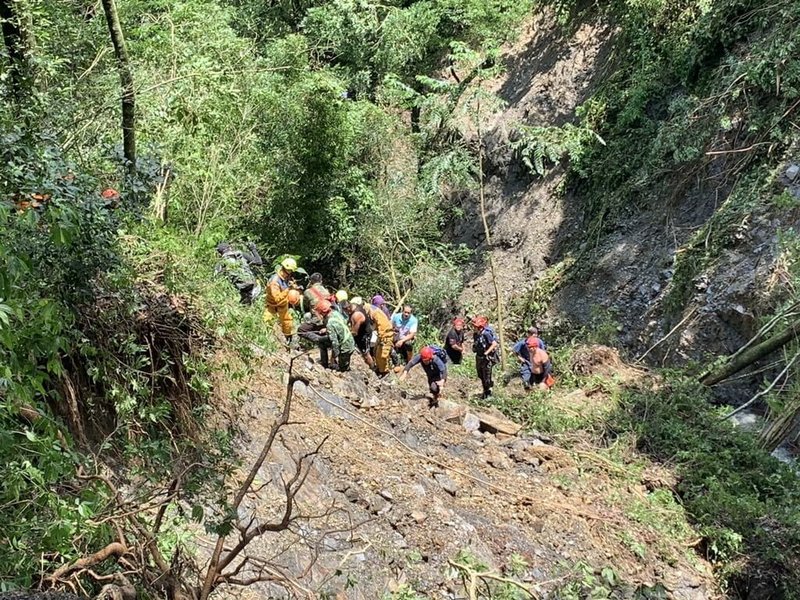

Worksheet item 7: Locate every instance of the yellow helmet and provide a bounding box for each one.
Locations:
[350,296,364,306]
[281,257,297,272]
[335,290,348,302]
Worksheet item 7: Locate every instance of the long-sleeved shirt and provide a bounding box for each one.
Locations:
[266,271,290,308]
[404,353,447,382]
[303,283,330,312]
[325,311,355,356]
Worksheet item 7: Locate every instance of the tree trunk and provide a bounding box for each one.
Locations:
[100,0,135,170]
[700,319,800,386]
[0,0,35,102]
[476,97,507,372]
[760,398,800,453]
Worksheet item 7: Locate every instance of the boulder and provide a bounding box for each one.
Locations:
[472,409,523,436]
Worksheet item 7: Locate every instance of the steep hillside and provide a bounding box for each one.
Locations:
[455,3,800,388]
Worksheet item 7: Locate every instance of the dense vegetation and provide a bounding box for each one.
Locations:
[2,0,799,596]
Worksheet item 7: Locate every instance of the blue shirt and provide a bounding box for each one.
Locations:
[404,353,447,382]
[391,313,418,338]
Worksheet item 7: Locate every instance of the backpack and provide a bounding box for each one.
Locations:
[427,345,448,362]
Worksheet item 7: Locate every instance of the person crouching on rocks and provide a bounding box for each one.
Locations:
[528,340,554,391]
[399,346,447,406]
[314,300,355,372]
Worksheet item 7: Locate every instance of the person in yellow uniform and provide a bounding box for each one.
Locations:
[264,257,300,344]
[364,301,394,376]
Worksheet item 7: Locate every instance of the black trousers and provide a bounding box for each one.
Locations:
[298,321,327,344]
[476,355,494,397]
[445,348,462,364]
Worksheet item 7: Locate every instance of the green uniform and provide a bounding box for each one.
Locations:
[325,310,355,356]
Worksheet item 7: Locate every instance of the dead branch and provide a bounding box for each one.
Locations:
[198,355,311,600]
[722,348,800,420]
[47,542,127,583]
[449,559,540,600]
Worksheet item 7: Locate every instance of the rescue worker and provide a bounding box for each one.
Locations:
[364,302,394,375]
[528,340,554,390]
[214,241,263,305]
[371,294,392,318]
[344,300,375,369]
[314,300,355,371]
[444,317,466,364]
[392,305,418,363]
[399,346,447,405]
[297,273,330,343]
[472,315,499,399]
[265,257,300,344]
[334,289,348,314]
[513,335,546,391]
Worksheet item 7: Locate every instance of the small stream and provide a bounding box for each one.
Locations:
[731,408,797,468]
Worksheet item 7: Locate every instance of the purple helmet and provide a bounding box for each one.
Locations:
[371,294,385,306]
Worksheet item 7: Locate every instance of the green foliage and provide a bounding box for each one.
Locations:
[538,0,800,244]
[611,377,800,593]
[511,120,604,177]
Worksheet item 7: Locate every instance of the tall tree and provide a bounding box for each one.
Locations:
[0,0,35,102]
[100,0,135,170]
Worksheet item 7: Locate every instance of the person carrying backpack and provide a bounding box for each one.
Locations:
[314,300,355,372]
[214,242,263,305]
[472,315,499,399]
[399,345,447,404]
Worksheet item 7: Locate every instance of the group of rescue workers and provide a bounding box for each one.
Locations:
[216,246,554,403]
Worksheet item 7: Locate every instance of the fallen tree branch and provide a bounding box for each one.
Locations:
[198,354,311,600]
[721,349,800,421]
[700,318,800,386]
[449,559,540,599]
[636,308,697,363]
[47,542,127,583]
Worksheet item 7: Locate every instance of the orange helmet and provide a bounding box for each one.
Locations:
[420,346,435,362]
[316,299,332,315]
[453,317,465,327]
[287,289,301,306]
[471,315,488,328]
[526,336,541,349]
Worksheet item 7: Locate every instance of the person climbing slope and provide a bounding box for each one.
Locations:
[444,317,466,364]
[344,300,375,370]
[214,241,263,305]
[364,302,394,376]
[265,257,301,345]
[399,345,447,405]
[513,335,548,390]
[371,294,392,318]
[314,300,355,372]
[297,273,330,343]
[528,341,554,391]
[472,315,499,399]
[392,305,418,364]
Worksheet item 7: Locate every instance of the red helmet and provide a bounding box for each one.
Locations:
[526,336,541,349]
[471,315,488,328]
[453,317,465,327]
[316,299,332,315]
[420,346,435,361]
